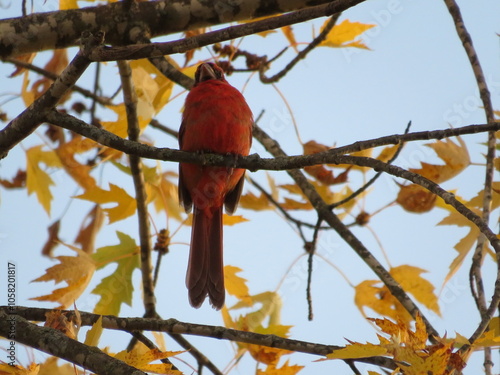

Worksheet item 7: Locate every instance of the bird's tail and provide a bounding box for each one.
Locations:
[186,207,225,309]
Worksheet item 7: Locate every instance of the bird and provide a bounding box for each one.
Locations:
[178,62,253,309]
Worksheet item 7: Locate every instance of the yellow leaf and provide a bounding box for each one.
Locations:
[410,138,470,183]
[256,360,304,375]
[281,26,298,52]
[84,315,103,347]
[38,357,74,375]
[223,214,248,226]
[0,363,40,375]
[320,19,375,49]
[376,144,400,163]
[239,191,274,211]
[225,265,251,304]
[31,246,96,309]
[59,0,78,10]
[390,265,440,316]
[438,207,482,285]
[114,348,183,374]
[474,329,500,347]
[75,184,137,223]
[325,341,387,359]
[26,146,62,215]
[91,231,140,315]
[21,71,35,107]
[150,171,183,222]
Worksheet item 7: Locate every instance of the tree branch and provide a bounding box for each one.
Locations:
[117,60,157,318]
[1,306,397,370]
[0,310,146,375]
[1,0,366,59]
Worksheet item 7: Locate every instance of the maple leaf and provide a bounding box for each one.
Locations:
[38,357,78,375]
[256,360,304,375]
[41,220,61,257]
[326,340,387,359]
[355,265,440,323]
[437,183,500,285]
[55,137,96,190]
[225,265,252,304]
[239,191,274,210]
[319,19,375,49]
[91,231,140,315]
[410,138,470,183]
[114,346,183,375]
[75,184,137,223]
[31,245,96,309]
[150,171,183,222]
[0,169,26,188]
[44,310,79,339]
[0,362,40,375]
[26,146,62,215]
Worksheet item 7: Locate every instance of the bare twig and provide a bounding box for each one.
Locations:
[260,13,341,83]
[443,1,497,369]
[3,57,113,106]
[117,60,156,318]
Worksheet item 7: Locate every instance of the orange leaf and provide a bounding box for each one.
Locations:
[44,310,78,339]
[74,205,104,254]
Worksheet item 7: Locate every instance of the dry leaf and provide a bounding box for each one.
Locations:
[396,183,436,213]
[41,220,61,257]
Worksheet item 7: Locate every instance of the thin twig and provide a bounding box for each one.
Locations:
[260,13,341,83]
[117,60,156,318]
[330,121,411,210]
[443,1,497,370]
[3,57,113,106]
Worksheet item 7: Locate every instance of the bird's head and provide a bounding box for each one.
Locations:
[194,62,227,86]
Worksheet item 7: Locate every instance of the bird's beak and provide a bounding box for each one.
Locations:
[198,63,217,82]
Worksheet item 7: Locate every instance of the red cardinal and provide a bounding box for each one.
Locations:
[178,62,253,309]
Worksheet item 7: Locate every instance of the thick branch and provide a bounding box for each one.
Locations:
[1,0,365,59]
[0,310,145,375]
[85,1,366,63]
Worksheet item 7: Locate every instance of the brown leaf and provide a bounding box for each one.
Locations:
[303,140,350,185]
[41,220,61,257]
[396,183,436,213]
[75,205,104,254]
[44,310,78,339]
[0,169,26,188]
